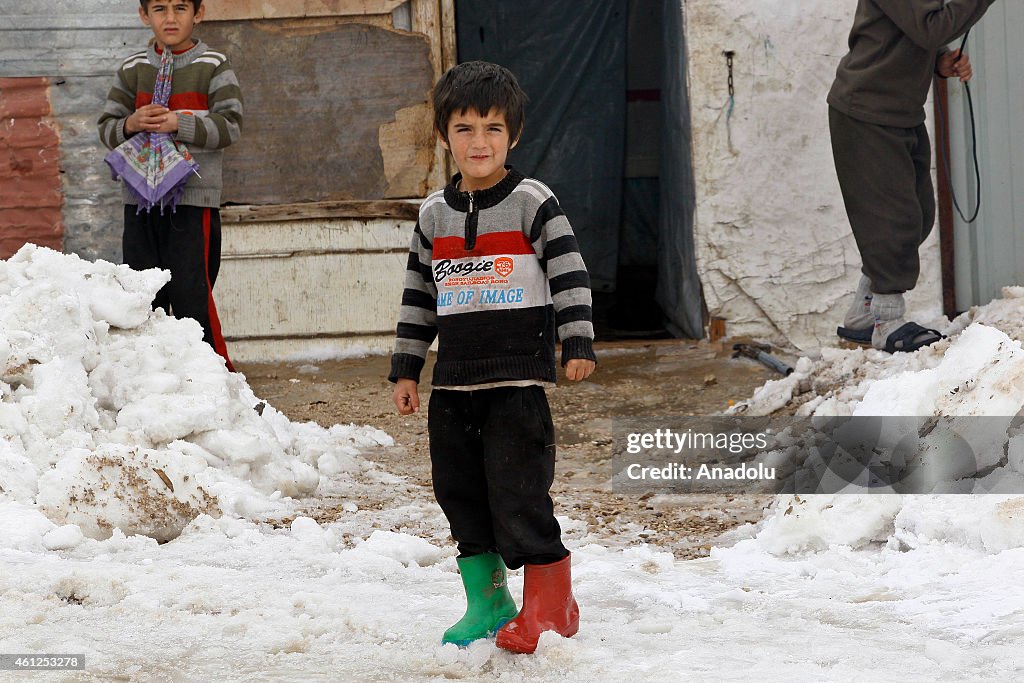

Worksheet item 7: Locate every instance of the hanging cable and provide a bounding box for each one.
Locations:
[936,29,982,224]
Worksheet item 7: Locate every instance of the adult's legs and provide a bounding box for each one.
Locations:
[830,108,941,351]
[829,107,926,295]
[913,122,936,248]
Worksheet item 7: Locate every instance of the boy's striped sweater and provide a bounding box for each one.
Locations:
[389,168,597,387]
[98,39,243,208]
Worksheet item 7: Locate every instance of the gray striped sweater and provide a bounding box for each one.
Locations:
[389,168,597,387]
[97,39,243,208]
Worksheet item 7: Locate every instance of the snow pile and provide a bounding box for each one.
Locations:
[735,287,1024,419]
[0,245,390,541]
[727,289,1024,558]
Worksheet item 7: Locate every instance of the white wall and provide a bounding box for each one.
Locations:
[684,0,943,350]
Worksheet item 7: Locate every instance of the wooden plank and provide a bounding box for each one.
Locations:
[412,0,448,190]
[440,0,457,72]
[217,251,407,337]
[221,200,420,223]
[239,15,395,32]
[439,0,457,180]
[215,215,413,357]
[412,0,443,78]
[204,0,406,22]
[220,215,411,256]
[225,334,394,362]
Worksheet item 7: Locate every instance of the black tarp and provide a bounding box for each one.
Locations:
[454,0,704,337]
[656,0,704,338]
[455,0,627,291]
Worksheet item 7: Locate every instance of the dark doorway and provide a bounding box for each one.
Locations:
[455,0,704,340]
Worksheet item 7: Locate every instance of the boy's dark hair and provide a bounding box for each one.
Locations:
[433,61,528,143]
[140,0,203,11]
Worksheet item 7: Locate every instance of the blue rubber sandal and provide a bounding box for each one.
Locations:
[882,322,944,353]
[836,325,873,345]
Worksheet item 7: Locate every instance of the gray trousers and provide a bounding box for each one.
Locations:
[829,107,935,294]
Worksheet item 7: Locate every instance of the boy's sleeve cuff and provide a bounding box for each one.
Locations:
[116,118,129,145]
[388,353,425,384]
[561,336,597,367]
[175,112,197,143]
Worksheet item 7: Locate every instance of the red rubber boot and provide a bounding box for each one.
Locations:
[496,554,579,654]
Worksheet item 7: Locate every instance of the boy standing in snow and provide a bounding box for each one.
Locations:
[831,0,996,352]
[389,61,597,654]
[98,0,242,370]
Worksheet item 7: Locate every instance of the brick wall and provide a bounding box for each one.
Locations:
[0,77,64,259]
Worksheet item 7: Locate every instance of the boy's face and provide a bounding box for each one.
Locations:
[140,1,204,52]
[440,108,518,192]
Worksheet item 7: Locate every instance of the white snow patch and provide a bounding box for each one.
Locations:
[5,248,1024,679]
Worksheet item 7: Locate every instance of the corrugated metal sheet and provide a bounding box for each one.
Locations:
[51,76,125,261]
[0,78,64,257]
[948,3,1024,308]
[0,0,148,260]
[0,2,149,78]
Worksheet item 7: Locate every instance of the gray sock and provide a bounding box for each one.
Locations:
[843,274,873,329]
[871,293,907,349]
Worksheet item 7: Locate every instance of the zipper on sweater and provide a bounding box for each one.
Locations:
[464,190,479,251]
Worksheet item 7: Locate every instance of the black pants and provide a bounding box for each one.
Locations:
[123,205,233,369]
[428,386,568,570]
[829,107,935,294]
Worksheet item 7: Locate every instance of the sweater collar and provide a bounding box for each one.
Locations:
[149,39,207,69]
[443,166,524,212]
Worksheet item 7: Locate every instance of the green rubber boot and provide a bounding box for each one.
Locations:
[442,552,519,647]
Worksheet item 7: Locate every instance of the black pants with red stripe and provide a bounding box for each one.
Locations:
[428,386,569,569]
[123,205,233,370]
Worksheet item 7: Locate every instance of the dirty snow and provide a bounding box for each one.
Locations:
[0,245,391,542]
[2,246,1023,680]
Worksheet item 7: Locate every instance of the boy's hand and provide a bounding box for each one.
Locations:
[564,359,596,382]
[125,104,172,134]
[393,379,420,415]
[937,49,972,82]
[153,110,179,134]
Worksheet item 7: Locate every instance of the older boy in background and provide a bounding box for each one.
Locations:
[99,0,242,369]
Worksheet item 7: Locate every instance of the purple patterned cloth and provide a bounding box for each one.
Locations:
[105,47,199,213]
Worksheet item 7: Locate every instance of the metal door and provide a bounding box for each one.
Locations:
[948,2,1024,308]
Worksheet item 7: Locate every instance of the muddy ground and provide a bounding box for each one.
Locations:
[238,340,780,558]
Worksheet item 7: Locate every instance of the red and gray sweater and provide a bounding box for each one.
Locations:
[389,168,597,386]
[98,39,243,208]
